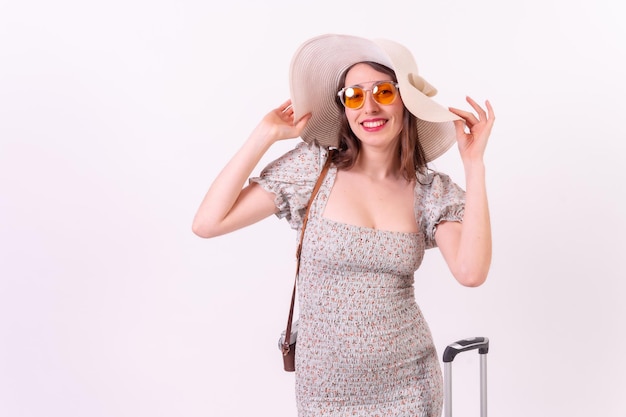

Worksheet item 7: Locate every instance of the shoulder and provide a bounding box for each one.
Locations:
[281,141,329,167]
[415,170,462,193]
[260,141,329,181]
[414,170,465,246]
[414,170,465,210]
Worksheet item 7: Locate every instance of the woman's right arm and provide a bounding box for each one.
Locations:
[191,100,310,238]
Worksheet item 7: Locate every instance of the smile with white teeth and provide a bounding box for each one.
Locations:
[361,120,386,128]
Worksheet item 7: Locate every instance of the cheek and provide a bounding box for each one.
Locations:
[346,110,360,130]
[392,101,405,117]
[392,105,405,126]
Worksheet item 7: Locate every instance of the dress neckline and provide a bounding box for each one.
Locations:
[315,166,420,236]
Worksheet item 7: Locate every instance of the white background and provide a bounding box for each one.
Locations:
[1,0,624,416]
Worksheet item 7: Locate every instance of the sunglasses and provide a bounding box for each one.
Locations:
[337,81,400,110]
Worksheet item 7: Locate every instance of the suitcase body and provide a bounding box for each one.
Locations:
[443,337,490,417]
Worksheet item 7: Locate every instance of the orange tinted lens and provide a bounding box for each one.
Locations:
[343,86,365,109]
[372,82,397,105]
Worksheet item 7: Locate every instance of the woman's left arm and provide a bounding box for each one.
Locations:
[435,97,495,287]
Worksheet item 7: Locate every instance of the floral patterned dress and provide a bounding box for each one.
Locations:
[250,142,465,417]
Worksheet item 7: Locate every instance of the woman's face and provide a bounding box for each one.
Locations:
[342,63,405,149]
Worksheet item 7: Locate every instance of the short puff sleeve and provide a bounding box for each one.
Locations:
[416,171,466,249]
[249,141,329,230]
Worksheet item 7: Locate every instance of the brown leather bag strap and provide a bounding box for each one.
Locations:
[282,149,334,355]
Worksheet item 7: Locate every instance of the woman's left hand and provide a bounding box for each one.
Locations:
[448,96,495,163]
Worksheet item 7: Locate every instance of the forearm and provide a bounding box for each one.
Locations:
[191,127,275,237]
[442,96,494,285]
[455,160,492,286]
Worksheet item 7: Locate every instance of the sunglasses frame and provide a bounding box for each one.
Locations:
[337,81,400,110]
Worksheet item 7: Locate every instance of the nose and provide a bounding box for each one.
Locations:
[362,90,380,113]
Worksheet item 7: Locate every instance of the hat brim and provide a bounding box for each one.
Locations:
[289,34,461,162]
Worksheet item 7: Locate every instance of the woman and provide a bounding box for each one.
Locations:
[193,34,494,417]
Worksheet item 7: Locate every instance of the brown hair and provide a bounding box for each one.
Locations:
[331,62,428,181]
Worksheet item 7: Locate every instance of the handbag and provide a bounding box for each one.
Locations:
[278,149,334,372]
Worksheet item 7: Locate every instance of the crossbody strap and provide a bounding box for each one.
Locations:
[282,149,334,356]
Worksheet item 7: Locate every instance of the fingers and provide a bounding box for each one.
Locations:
[294,113,312,130]
[449,106,478,126]
[452,119,468,138]
[280,100,294,117]
[279,99,292,111]
[484,100,495,122]
[449,96,494,127]
[278,98,310,129]
[465,96,487,120]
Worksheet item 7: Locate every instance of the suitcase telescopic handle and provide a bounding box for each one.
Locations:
[443,336,489,362]
[443,337,490,417]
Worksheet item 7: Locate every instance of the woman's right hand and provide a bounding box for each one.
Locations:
[192,100,311,238]
[253,99,311,144]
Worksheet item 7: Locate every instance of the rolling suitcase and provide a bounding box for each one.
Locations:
[443,337,490,417]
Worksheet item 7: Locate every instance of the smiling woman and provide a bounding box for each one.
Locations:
[192,33,494,417]
[2,1,625,416]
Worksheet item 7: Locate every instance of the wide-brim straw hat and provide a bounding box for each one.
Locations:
[289,33,461,162]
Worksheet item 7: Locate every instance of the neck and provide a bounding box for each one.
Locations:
[352,145,403,181]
